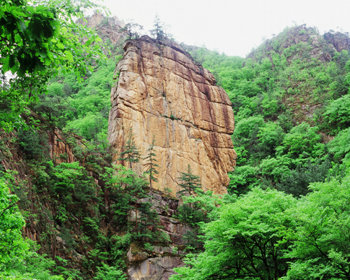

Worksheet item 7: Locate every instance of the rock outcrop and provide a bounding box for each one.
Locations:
[127,191,188,280]
[324,31,350,52]
[84,12,125,47]
[108,36,236,195]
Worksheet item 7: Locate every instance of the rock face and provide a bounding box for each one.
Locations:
[126,191,189,280]
[108,36,236,195]
[324,31,350,52]
[84,12,125,47]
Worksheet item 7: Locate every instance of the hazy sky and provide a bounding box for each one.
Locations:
[101,0,350,57]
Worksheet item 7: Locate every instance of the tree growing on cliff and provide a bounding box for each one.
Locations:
[144,138,159,188]
[121,22,143,40]
[118,130,140,169]
[150,16,169,41]
[177,165,202,197]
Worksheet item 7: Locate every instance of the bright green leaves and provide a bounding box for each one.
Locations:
[323,94,350,134]
[283,172,350,279]
[328,127,350,161]
[0,0,106,131]
[173,172,350,279]
[172,188,297,280]
[0,177,28,269]
[0,1,57,75]
[279,122,324,159]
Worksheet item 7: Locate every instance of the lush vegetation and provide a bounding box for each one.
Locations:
[1,3,350,279]
[171,25,350,279]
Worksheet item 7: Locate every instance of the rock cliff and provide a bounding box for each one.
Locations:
[108,36,236,195]
[324,31,350,52]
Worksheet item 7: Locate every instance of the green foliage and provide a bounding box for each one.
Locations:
[228,165,259,195]
[233,115,265,158]
[17,128,48,160]
[173,169,350,279]
[0,0,105,130]
[177,165,202,197]
[3,250,65,280]
[0,175,64,279]
[257,121,284,155]
[172,188,297,280]
[328,128,350,161]
[118,130,140,169]
[323,94,350,133]
[276,159,331,196]
[102,165,160,243]
[94,263,126,280]
[278,122,323,159]
[0,177,28,269]
[283,171,350,279]
[144,138,159,188]
[34,57,120,144]
[186,46,243,89]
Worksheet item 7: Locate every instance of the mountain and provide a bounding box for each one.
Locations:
[1,11,350,280]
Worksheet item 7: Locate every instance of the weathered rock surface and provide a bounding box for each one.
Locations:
[128,256,183,280]
[324,31,350,52]
[84,12,125,47]
[127,190,188,280]
[108,36,236,195]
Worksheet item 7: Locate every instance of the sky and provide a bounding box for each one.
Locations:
[100,0,350,57]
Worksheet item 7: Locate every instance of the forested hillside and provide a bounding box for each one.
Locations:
[174,25,350,279]
[1,1,350,279]
[188,25,350,197]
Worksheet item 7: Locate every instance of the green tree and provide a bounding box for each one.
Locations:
[0,177,28,269]
[144,138,159,188]
[0,0,105,130]
[0,175,64,279]
[278,122,324,160]
[177,165,202,197]
[94,263,126,280]
[323,94,350,134]
[119,130,140,169]
[283,169,350,279]
[328,127,350,161]
[150,16,168,41]
[172,188,296,280]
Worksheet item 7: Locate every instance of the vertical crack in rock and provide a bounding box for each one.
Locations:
[108,35,236,195]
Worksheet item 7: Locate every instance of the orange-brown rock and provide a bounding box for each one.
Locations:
[108,36,236,195]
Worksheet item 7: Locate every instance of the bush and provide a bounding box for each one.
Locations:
[228,165,259,195]
[17,128,48,160]
[328,128,350,161]
[94,263,126,280]
[323,95,350,133]
[172,188,296,280]
[278,122,324,159]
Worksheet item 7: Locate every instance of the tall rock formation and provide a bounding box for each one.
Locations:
[108,36,236,195]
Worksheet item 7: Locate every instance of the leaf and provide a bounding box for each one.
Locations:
[56,41,65,49]
[64,50,74,63]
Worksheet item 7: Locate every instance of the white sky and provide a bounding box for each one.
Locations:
[100,0,350,57]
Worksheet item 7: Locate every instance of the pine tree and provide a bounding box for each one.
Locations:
[119,130,140,169]
[177,165,202,197]
[150,16,167,41]
[144,138,159,188]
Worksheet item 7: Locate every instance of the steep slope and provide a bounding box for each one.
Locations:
[190,25,350,197]
[108,36,236,195]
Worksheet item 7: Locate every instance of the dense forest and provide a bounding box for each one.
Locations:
[1,1,350,279]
